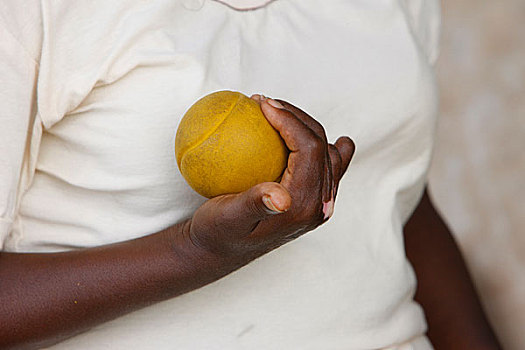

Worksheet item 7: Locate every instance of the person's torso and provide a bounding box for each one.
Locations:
[9,0,437,348]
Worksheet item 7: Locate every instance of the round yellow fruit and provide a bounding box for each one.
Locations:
[175,91,288,198]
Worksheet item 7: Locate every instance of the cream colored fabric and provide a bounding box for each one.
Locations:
[213,0,274,10]
[1,0,440,348]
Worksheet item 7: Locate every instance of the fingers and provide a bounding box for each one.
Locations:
[191,96,355,257]
[270,100,355,177]
[328,144,342,188]
[260,98,335,203]
[251,94,354,223]
[270,99,335,202]
[259,98,321,153]
[334,136,355,178]
[274,99,327,143]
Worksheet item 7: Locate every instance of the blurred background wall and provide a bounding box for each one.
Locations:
[428,1,525,348]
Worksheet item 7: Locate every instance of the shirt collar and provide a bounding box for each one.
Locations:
[213,0,275,10]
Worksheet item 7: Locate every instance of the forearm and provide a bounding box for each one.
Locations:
[0,220,240,349]
[0,97,355,349]
[404,189,502,349]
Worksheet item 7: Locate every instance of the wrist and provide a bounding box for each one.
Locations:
[163,220,250,293]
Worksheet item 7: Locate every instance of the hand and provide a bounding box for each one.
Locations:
[184,96,355,262]
[0,94,354,349]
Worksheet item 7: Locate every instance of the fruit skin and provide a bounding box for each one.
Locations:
[175,91,288,198]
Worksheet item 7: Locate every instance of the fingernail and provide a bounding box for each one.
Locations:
[250,94,262,102]
[323,198,335,220]
[263,195,283,214]
[267,98,284,109]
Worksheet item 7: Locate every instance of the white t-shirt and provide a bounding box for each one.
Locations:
[0,0,440,348]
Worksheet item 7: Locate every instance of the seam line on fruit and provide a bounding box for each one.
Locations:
[179,93,242,168]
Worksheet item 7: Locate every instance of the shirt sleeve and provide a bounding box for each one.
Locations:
[0,3,42,249]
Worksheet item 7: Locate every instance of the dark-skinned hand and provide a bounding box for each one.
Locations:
[0,95,354,349]
[184,95,355,263]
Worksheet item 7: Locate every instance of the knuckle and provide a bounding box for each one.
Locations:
[281,127,295,142]
[303,134,326,156]
[309,120,326,138]
[311,133,325,147]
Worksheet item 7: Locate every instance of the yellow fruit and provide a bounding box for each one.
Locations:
[175,91,288,198]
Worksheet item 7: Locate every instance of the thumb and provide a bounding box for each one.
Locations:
[218,182,291,233]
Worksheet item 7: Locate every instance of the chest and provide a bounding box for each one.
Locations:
[37,0,434,223]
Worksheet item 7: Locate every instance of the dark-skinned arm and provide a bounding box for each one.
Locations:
[0,223,235,349]
[404,188,502,349]
[0,97,354,349]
